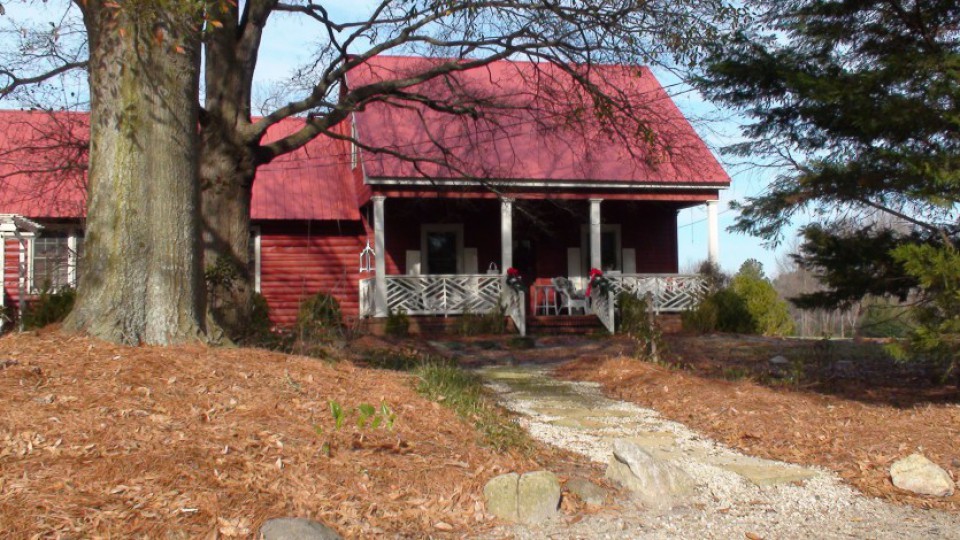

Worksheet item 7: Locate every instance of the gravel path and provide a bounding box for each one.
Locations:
[476,363,960,540]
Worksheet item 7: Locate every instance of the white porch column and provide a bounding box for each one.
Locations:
[706,199,720,264]
[501,197,513,272]
[589,198,603,270]
[373,195,388,317]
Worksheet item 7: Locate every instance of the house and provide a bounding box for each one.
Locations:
[0,56,729,334]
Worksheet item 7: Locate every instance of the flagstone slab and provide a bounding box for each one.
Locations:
[550,417,610,430]
[534,407,636,420]
[715,458,817,487]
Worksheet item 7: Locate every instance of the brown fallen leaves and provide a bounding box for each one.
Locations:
[0,330,545,538]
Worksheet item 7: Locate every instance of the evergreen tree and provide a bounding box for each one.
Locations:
[698,0,960,372]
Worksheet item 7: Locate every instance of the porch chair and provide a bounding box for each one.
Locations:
[551,277,588,315]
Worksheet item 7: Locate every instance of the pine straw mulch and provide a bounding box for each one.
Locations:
[0,329,580,539]
[555,334,960,513]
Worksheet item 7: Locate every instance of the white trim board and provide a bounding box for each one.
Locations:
[366,177,727,190]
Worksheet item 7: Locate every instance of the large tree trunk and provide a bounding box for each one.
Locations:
[65,2,206,345]
[199,120,257,339]
[198,5,265,340]
[200,10,262,340]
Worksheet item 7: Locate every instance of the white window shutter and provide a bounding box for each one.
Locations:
[622,248,636,274]
[567,247,583,290]
[464,248,478,274]
[405,250,421,275]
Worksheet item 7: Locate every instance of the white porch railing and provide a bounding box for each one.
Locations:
[383,274,503,316]
[590,289,616,334]
[502,286,526,336]
[359,277,376,318]
[608,274,707,313]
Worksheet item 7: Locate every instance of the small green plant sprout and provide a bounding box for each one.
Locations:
[329,400,345,430]
[356,401,397,430]
[380,402,397,430]
[357,403,376,429]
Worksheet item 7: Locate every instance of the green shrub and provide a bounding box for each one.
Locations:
[239,293,299,351]
[618,293,663,360]
[23,287,76,329]
[683,289,752,334]
[384,309,410,338]
[682,294,719,333]
[507,336,536,349]
[619,293,649,335]
[684,260,794,336]
[730,260,794,336]
[296,292,342,341]
[456,307,507,336]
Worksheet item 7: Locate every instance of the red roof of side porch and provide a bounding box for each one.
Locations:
[0,111,360,222]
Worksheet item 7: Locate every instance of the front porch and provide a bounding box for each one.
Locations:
[356,196,715,335]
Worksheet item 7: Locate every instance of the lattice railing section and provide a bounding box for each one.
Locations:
[359,278,376,318]
[610,274,707,312]
[384,274,503,316]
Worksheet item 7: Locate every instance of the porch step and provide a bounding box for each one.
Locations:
[526,315,605,335]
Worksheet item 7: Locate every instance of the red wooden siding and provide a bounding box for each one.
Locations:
[257,220,368,326]
[604,201,679,273]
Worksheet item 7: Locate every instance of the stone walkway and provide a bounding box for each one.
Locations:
[476,363,960,539]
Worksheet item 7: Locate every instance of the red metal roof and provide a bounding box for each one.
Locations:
[252,119,359,221]
[0,111,359,221]
[0,110,88,218]
[346,56,730,187]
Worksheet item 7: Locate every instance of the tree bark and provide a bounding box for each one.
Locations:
[65,1,206,345]
[199,119,257,338]
[199,5,261,338]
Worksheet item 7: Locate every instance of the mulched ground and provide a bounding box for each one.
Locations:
[556,334,960,512]
[0,329,585,538]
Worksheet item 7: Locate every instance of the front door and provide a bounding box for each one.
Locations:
[514,238,536,285]
[424,229,460,274]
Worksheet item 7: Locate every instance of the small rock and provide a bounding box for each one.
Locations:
[566,477,607,506]
[890,454,955,497]
[768,355,789,366]
[517,471,561,524]
[605,439,695,510]
[259,517,342,540]
[484,472,520,522]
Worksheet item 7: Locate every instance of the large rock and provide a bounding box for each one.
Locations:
[484,471,561,524]
[605,439,695,510]
[483,473,520,522]
[890,454,955,497]
[259,518,342,540]
[517,471,561,524]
